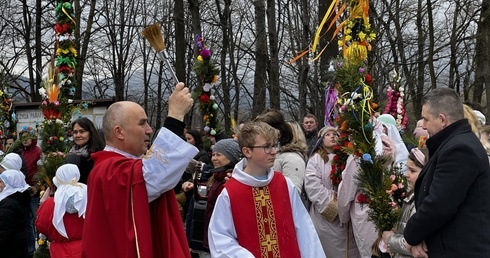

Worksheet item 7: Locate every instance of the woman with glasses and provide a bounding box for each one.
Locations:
[255,110,307,194]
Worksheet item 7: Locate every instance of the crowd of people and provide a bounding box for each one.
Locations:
[0,85,490,258]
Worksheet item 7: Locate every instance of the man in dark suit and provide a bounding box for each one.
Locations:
[403,87,490,258]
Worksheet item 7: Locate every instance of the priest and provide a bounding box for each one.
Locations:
[82,82,198,258]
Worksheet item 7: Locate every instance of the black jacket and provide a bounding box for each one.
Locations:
[66,152,94,184]
[404,119,490,257]
[0,190,31,258]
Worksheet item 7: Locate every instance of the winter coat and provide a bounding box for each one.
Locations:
[0,191,31,258]
[274,142,307,194]
[305,153,360,258]
[387,193,415,258]
[404,119,490,257]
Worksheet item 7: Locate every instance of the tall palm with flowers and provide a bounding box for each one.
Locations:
[0,83,17,139]
[192,34,220,136]
[34,0,80,256]
[310,0,408,235]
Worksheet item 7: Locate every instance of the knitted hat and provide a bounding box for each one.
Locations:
[309,126,338,157]
[317,126,338,138]
[213,138,241,165]
[0,153,23,171]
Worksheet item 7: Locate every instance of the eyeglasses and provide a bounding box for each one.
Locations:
[247,141,280,154]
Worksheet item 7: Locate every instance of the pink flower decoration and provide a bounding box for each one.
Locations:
[390,174,396,181]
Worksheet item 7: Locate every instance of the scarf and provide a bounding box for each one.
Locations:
[0,169,30,202]
[53,164,88,238]
[69,145,90,158]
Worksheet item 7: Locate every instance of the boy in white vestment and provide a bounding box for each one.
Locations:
[208,121,326,258]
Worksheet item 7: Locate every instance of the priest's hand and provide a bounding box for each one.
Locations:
[168,82,193,122]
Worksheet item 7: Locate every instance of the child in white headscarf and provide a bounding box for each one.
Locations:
[36,164,87,258]
[0,153,23,172]
[0,169,31,258]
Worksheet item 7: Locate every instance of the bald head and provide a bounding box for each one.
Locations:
[103,102,127,142]
[103,101,153,156]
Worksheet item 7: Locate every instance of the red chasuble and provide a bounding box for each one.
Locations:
[81,151,190,258]
[226,172,301,258]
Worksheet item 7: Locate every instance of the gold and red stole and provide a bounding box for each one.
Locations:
[226,172,301,258]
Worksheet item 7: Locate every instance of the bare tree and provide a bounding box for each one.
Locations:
[0,0,486,131]
[175,0,186,82]
[215,0,233,133]
[74,0,97,100]
[252,0,267,117]
[475,0,490,117]
[267,0,280,109]
[316,0,338,122]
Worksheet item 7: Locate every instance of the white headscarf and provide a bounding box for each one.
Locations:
[374,114,409,171]
[0,153,23,171]
[0,169,30,202]
[52,164,87,238]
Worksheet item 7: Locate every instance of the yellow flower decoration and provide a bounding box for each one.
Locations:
[369,32,377,41]
[0,90,3,97]
[359,31,366,41]
[197,55,203,63]
[56,46,78,56]
[344,41,367,63]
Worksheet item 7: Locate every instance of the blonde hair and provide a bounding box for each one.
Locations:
[286,121,308,156]
[237,121,280,149]
[463,104,480,137]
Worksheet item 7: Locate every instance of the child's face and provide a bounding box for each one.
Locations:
[246,135,277,171]
[405,159,422,188]
[322,131,338,149]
